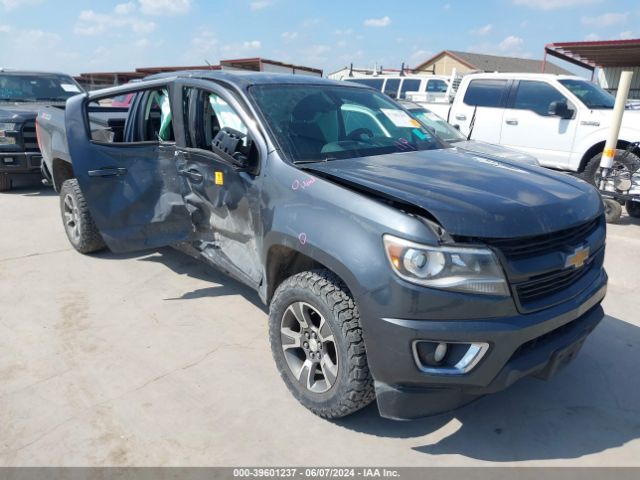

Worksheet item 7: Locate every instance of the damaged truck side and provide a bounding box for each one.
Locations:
[37,72,607,420]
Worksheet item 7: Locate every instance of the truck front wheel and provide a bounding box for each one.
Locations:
[269,270,375,419]
[59,179,106,254]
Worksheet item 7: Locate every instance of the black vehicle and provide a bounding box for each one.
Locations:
[37,71,607,420]
[0,69,84,191]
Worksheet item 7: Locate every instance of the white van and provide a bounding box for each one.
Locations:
[345,75,452,102]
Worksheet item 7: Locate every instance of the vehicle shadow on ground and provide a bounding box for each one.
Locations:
[614,214,640,226]
[2,184,56,197]
[93,246,266,312]
[335,314,640,461]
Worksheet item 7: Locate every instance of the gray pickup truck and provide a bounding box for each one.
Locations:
[0,70,84,191]
[37,71,607,420]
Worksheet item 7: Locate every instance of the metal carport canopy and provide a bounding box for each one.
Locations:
[543,39,640,72]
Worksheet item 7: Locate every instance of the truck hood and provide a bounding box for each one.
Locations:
[0,103,65,122]
[451,140,539,166]
[304,149,603,238]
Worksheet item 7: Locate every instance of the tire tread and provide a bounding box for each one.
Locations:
[60,178,106,254]
[270,269,375,419]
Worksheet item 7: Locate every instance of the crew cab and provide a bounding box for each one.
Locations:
[411,73,640,183]
[39,71,607,420]
[0,69,83,191]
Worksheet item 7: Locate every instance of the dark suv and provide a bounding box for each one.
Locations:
[39,72,607,420]
[0,69,84,191]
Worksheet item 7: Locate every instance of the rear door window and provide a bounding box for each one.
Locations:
[463,79,508,107]
[383,78,400,98]
[399,79,421,99]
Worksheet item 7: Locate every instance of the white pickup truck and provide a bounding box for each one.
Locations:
[410,73,640,183]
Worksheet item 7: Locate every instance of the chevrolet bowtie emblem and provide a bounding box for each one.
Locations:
[565,246,590,269]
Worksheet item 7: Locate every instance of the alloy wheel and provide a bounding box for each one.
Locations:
[280,301,339,393]
[63,193,81,243]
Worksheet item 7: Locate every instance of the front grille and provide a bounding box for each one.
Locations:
[21,121,39,152]
[515,258,595,304]
[482,216,601,260]
[465,215,606,312]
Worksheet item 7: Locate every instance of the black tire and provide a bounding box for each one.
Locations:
[626,200,640,218]
[269,269,375,419]
[578,149,640,187]
[603,198,622,223]
[0,175,11,192]
[59,178,106,254]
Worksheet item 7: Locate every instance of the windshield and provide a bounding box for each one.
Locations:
[0,73,83,102]
[559,79,615,109]
[409,107,465,142]
[250,84,442,163]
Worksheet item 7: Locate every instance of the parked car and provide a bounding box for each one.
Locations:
[410,73,640,190]
[400,101,540,166]
[0,69,84,191]
[347,74,453,101]
[38,71,607,420]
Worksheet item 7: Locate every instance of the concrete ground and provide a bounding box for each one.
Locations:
[1,184,639,467]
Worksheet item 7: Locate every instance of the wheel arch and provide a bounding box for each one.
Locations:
[263,240,360,306]
[579,139,640,172]
[51,158,75,192]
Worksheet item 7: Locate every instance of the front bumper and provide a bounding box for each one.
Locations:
[359,269,607,420]
[0,151,42,175]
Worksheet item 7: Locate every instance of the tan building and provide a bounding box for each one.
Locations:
[414,50,571,76]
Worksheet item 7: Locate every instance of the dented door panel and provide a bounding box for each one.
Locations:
[65,88,194,253]
[176,149,263,285]
[172,81,265,287]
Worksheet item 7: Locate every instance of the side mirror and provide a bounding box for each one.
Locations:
[453,124,460,130]
[548,100,574,119]
[211,128,257,173]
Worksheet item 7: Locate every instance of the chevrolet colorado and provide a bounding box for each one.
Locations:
[38,72,607,420]
[0,69,83,191]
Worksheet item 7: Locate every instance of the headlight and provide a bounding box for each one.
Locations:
[383,234,509,296]
[0,123,17,144]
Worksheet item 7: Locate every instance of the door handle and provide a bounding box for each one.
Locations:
[178,168,204,183]
[88,167,127,177]
[505,118,519,125]
[455,114,467,121]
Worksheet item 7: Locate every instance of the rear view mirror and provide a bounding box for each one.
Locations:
[548,100,574,119]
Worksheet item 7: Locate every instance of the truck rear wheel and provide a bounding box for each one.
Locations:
[0,175,11,192]
[59,179,106,254]
[269,269,375,419]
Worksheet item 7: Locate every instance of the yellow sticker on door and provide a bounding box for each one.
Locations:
[215,171,224,185]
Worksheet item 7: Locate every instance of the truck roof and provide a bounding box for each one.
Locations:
[462,72,583,81]
[0,68,75,77]
[145,70,358,89]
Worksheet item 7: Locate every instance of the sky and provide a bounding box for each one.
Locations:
[0,0,638,77]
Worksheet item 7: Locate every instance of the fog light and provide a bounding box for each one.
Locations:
[413,340,489,375]
[434,342,448,363]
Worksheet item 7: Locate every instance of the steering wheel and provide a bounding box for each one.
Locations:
[346,128,374,141]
